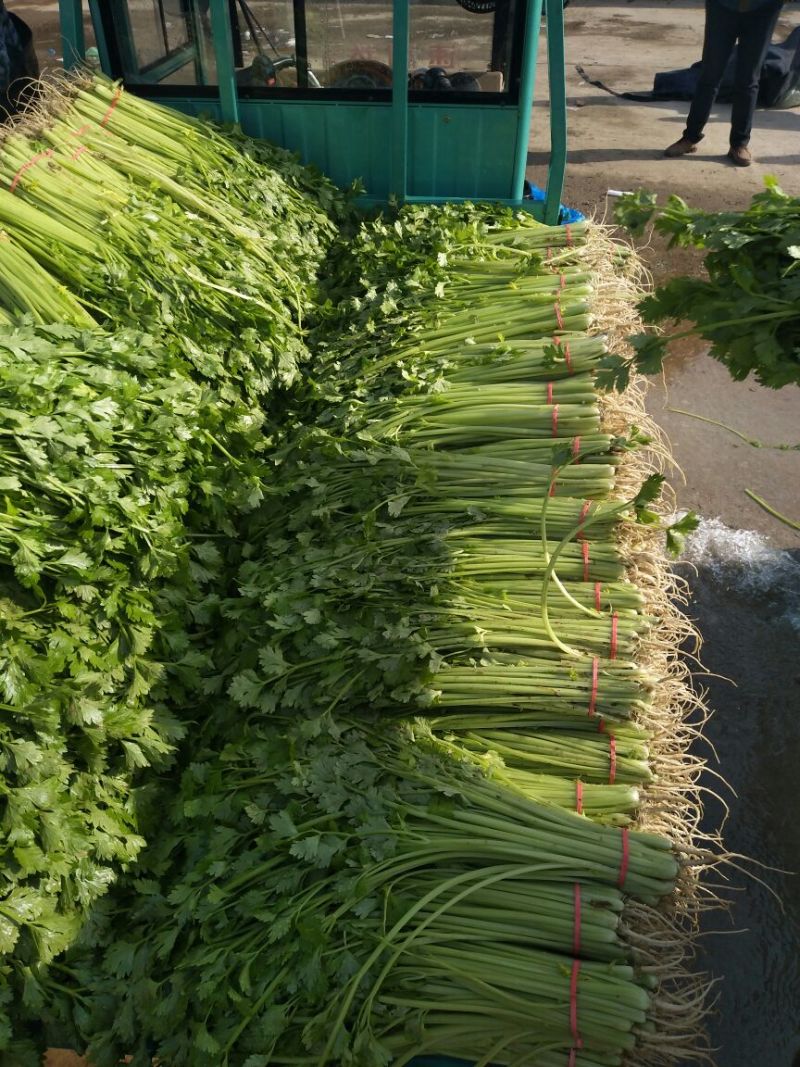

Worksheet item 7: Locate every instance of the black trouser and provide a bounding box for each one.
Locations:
[684,0,783,147]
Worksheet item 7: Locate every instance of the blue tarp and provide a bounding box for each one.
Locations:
[524,180,586,225]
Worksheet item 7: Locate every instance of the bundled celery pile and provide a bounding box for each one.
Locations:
[0,81,706,1067]
[0,77,341,394]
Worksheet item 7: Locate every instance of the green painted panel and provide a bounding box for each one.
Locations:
[163,99,519,202]
[237,100,392,196]
[407,105,518,200]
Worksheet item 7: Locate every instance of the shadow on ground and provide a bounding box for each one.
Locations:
[680,556,800,1067]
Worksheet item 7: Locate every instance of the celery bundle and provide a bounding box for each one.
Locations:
[0,76,341,396]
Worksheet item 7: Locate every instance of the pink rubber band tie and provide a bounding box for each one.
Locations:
[577,500,591,541]
[573,882,582,955]
[569,959,583,1050]
[99,85,123,126]
[10,149,53,193]
[588,657,599,717]
[618,828,630,889]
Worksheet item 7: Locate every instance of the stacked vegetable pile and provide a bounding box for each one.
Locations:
[0,77,341,385]
[0,80,710,1066]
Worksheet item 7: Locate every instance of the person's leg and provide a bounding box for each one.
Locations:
[729,1,782,148]
[683,0,740,143]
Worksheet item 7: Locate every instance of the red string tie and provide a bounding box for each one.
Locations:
[573,882,582,955]
[610,612,619,660]
[618,827,630,889]
[575,779,584,815]
[99,85,123,126]
[572,436,581,458]
[609,735,617,784]
[581,539,590,581]
[594,581,602,611]
[554,301,565,330]
[588,657,599,718]
[565,223,574,246]
[569,959,583,1049]
[563,340,573,374]
[10,149,53,193]
[577,500,591,541]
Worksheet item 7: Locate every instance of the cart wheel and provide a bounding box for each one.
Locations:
[324,60,393,90]
[455,0,497,12]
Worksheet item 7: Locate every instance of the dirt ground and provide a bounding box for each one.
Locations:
[10,2,800,1065]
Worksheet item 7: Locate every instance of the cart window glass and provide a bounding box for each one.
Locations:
[94,0,522,98]
[235,0,395,92]
[234,0,523,97]
[408,0,520,95]
[95,0,218,87]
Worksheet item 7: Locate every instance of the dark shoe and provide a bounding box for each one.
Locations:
[727,145,752,167]
[664,137,699,158]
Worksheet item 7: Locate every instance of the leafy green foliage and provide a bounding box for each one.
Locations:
[0,320,275,1027]
[612,189,658,237]
[665,512,700,558]
[595,352,631,392]
[615,181,800,389]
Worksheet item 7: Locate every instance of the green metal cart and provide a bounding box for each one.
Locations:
[58,0,568,221]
